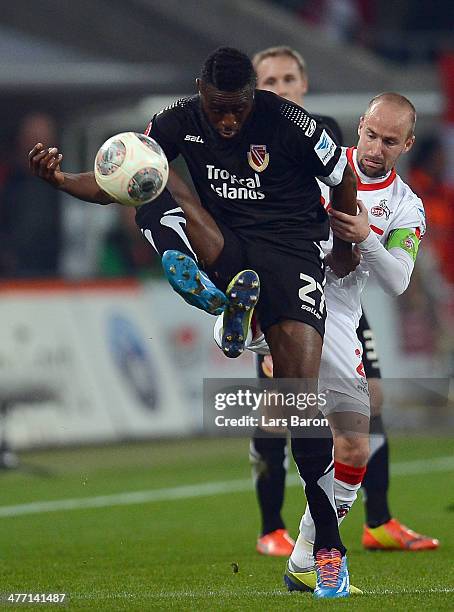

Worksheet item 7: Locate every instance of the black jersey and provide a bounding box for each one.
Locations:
[145,90,347,249]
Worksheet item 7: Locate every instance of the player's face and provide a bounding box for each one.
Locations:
[255,55,307,106]
[357,102,415,177]
[198,81,254,139]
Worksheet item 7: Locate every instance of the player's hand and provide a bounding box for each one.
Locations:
[325,246,361,278]
[328,199,370,243]
[28,143,65,188]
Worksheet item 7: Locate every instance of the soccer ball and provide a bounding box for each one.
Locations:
[94,132,169,206]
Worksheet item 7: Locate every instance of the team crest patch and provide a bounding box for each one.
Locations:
[247,144,269,172]
[371,199,391,219]
[403,236,415,250]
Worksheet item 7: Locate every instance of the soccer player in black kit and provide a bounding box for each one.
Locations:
[28,47,358,598]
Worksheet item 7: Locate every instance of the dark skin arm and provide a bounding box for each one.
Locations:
[325,163,358,277]
[28,142,200,207]
[28,141,225,266]
[28,143,111,203]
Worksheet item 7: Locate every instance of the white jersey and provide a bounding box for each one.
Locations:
[214,146,427,413]
[320,146,426,327]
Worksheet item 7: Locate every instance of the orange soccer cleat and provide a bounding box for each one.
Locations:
[362,518,439,551]
[256,529,295,556]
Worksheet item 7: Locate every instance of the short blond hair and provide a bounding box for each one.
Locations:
[252,46,307,77]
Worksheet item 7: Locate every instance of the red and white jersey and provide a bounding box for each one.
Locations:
[320,147,426,325]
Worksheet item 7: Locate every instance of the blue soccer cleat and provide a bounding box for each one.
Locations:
[221,269,260,358]
[313,548,350,599]
[162,250,227,316]
[284,558,362,595]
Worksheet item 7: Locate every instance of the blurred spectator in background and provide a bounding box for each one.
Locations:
[98,206,158,278]
[400,131,454,375]
[0,113,61,277]
[408,136,454,284]
[272,0,453,65]
[440,50,454,188]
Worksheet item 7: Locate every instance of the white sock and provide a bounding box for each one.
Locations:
[289,529,314,571]
[333,476,362,524]
[292,473,363,567]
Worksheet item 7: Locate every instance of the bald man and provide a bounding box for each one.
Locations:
[249,45,438,562]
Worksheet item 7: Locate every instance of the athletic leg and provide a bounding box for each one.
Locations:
[251,354,293,556]
[136,189,248,315]
[266,320,344,556]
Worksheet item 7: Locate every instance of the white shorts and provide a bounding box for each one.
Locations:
[213,295,370,417]
[319,305,370,416]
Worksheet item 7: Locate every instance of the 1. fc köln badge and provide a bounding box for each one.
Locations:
[247,144,269,172]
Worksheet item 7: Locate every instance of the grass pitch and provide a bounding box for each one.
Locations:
[0,436,453,610]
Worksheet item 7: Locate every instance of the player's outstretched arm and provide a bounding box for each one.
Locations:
[28,143,111,204]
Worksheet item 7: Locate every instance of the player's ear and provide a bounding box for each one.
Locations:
[196,78,202,93]
[404,134,415,154]
[358,116,364,137]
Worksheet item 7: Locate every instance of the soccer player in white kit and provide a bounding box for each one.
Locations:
[214,91,428,591]
[250,46,437,560]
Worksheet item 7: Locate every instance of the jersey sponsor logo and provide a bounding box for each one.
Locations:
[207,165,265,200]
[305,119,316,138]
[314,130,336,165]
[184,134,204,143]
[371,199,392,219]
[247,144,269,173]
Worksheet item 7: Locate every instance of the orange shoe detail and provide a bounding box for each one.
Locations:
[256,529,295,556]
[362,518,439,551]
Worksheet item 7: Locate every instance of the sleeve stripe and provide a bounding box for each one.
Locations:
[318,147,347,187]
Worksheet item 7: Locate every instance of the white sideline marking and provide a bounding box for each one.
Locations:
[0,455,453,518]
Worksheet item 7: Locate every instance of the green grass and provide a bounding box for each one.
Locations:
[0,436,453,610]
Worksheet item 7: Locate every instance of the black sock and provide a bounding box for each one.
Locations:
[362,415,392,528]
[250,427,287,536]
[291,433,346,555]
[135,189,196,258]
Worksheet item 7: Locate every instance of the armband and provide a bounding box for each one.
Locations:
[386,228,420,262]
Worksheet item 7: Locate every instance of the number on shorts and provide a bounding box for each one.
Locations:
[299,273,325,314]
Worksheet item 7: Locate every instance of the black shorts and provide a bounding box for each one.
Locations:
[206,222,326,337]
[356,311,382,379]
